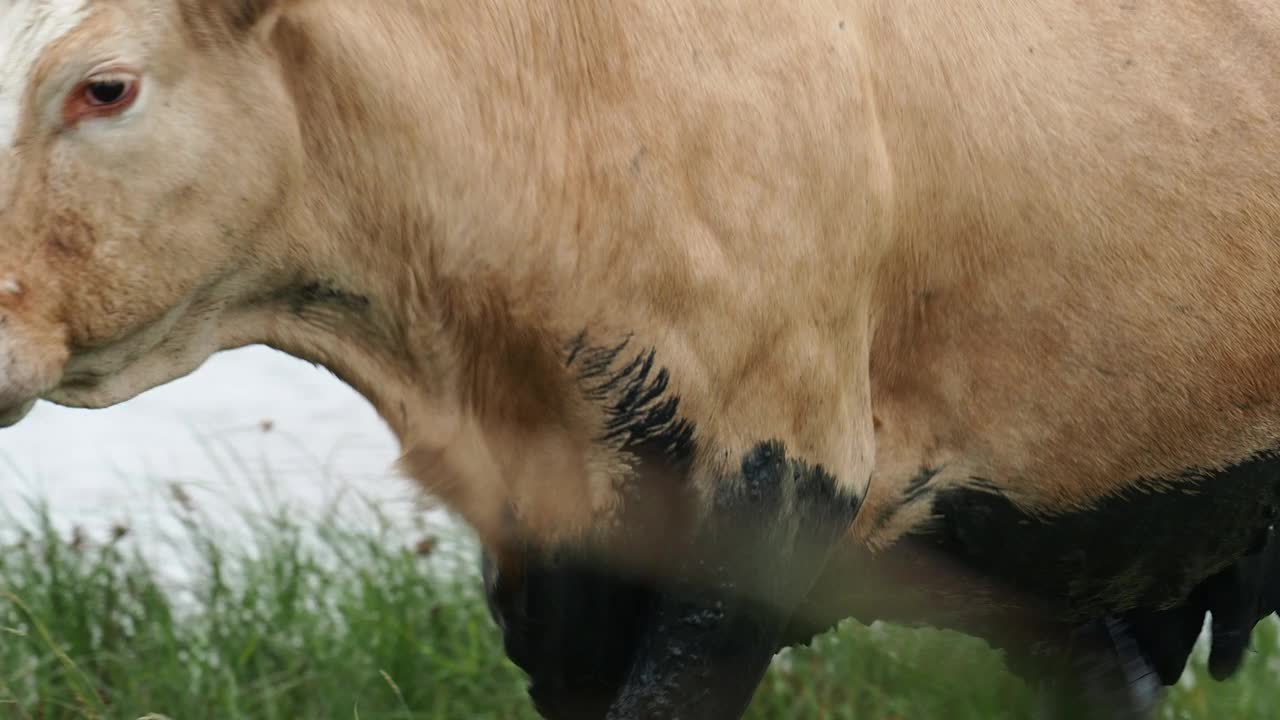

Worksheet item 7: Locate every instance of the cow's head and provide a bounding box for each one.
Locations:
[0,0,306,425]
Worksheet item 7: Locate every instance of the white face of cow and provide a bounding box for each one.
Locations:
[0,0,304,425]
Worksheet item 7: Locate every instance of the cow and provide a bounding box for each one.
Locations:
[4,0,1280,718]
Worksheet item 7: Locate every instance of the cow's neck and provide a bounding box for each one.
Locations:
[246,1,631,545]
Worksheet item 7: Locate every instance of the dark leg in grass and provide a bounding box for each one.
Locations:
[482,545,653,720]
[1032,530,1280,720]
[1025,617,1164,720]
[484,441,861,720]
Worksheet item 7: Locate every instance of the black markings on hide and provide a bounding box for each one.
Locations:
[563,332,695,471]
[560,333,700,575]
[609,440,861,719]
[918,453,1280,624]
[792,458,1280,698]
[694,441,862,608]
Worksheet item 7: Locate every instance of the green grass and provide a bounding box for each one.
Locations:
[1,497,1276,720]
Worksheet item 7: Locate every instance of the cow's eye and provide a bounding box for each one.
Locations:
[63,69,141,125]
[86,79,130,106]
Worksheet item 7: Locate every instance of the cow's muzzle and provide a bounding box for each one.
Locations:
[0,309,67,428]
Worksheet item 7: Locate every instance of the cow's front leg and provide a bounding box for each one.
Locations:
[482,543,654,720]
[607,441,862,720]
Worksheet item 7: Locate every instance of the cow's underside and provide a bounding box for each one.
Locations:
[482,334,1280,719]
[485,449,1280,720]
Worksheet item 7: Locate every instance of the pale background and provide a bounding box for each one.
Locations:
[0,346,450,560]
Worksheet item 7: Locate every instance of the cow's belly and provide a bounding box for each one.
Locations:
[862,220,1280,605]
[919,453,1280,619]
[808,452,1280,649]
[860,358,1280,625]
[860,284,1280,624]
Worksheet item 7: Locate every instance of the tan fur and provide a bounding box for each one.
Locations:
[4,0,1280,558]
